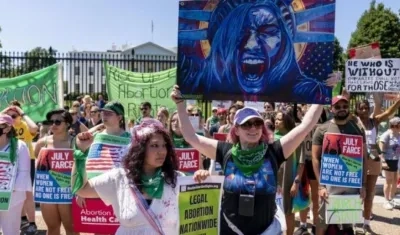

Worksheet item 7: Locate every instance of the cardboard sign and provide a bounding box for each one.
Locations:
[0,151,18,211]
[72,197,118,234]
[175,148,201,174]
[320,133,363,188]
[34,148,74,204]
[213,133,227,141]
[325,195,363,224]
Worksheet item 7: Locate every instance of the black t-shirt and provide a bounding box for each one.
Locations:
[216,141,285,234]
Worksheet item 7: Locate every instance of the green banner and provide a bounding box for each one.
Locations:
[0,151,17,211]
[0,64,60,122]
[178,176,224,235]
[93,133,131,146]
[105,63,176,121]
[332,80,342,97]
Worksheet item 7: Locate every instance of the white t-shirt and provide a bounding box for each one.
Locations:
[0,140,32,207]
[89,168,179,235]
[379,130,400,160]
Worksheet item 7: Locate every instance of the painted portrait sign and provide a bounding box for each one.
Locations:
[177,0,336,104]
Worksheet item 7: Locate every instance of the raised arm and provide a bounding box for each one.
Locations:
[374,97,400,123]
[280,104,323,159]
[371,93,383,118]
[172,86,218,160]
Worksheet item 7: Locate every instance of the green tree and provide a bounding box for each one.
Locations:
[333,37,345,72]
[22,46,58,73]
[348,0,400,58]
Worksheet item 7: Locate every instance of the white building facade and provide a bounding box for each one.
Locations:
[65,42,177,95]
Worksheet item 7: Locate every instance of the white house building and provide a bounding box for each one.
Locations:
[65,42,177,95]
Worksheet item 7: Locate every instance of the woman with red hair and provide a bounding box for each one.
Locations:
[170,85,326,234]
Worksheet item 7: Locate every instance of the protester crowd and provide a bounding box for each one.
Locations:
[1,79,400,235]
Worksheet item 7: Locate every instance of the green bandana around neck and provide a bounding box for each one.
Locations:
[231,143,267,176]
[173,133,190,148]
[9,137,17,165]
[274,131,285,140]
[141,168,164,199]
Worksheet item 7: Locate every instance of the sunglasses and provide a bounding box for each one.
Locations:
[190,114,200,117]
[73,105,80,107]
[10,114,18,119]
[240,120,264,129]
[334,105,349,110]
[266,124,274,130]
[45,120,64,126]
[140,107,149,111]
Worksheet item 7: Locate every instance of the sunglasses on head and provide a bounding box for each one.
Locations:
[240,119,264,129]
[334,105,349,110]
[45,120,64,126]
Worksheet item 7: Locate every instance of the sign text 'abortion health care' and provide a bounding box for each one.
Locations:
[0,151,18,211]
[345,59,400,92]
[175,149,200,174]
[72,198,118,234]
[72,133,130,234]
[178,176,224,235]
[319,133,363,188]
[34,148,74,203]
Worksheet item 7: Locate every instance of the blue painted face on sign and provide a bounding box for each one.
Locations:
[238,6,282,93]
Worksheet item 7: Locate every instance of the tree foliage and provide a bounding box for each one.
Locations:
[23,47,58,73]
[348,0,400,58]
[333,37,345,72]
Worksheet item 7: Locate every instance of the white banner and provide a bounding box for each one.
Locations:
[345,59,400,92]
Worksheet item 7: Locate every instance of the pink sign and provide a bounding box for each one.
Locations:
[213,133,227,141]
[72,197,118,234]
[175,148,200,173]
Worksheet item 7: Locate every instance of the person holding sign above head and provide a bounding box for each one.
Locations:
[169,111,203,175]
[170,78,337,234]
[312,95,368,235]
[378,116,400,211]
[0,114,32,235]
[34,109,78,235]
[72,118,183,235]
[352,93,400,231]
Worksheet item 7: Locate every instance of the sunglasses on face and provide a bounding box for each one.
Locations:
[46,120,64,126]
[190,113,199,117]
[334,105,349,110]
[240,120,264,129]
[10,114,18,119]
[140,107,148,111]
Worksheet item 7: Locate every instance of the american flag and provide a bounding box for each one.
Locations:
[86,143,125,173]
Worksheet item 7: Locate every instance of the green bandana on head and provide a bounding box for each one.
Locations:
[141,168,164,199]
[231,143,267,176]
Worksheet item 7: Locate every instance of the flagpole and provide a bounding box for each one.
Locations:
[151,20,154,42]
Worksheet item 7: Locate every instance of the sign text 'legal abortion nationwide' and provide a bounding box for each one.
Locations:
[319,133,363,188]
[345,59,400,92]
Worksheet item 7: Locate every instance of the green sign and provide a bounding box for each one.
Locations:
[178,176,224,235]
[0,64,60,122]
[325,195,363,224]
[105,63,176,121]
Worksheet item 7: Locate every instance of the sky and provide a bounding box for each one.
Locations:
[0,0,399,52]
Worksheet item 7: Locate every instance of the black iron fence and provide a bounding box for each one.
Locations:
[0,50,177,101]
[1,51,398,117]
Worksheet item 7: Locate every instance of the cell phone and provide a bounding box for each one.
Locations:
[238,194,255,217]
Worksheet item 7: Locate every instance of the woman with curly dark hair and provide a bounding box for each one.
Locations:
[72,118,181,234]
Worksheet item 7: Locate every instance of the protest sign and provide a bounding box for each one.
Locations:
[213,133,227,141]
[0,63,63,122]
[178,176,224,235]
[320,133,363,188]
[244,101,264,112]
[105,62,176,121]
[345,59,400,92]
[73,133,130,233]
[177,0,336,104]
[325,195,363,224]
[348,42,381,59]
[72,197,118,234]
[211,100,232,109]
[176,148,200,174]
[0,152,18,211]
[189,116,201,133]
[34,148,74,203]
